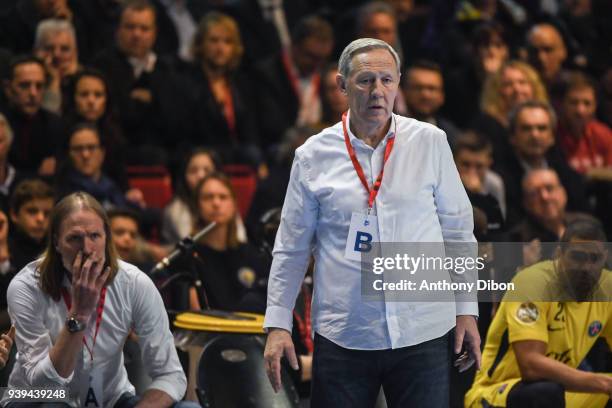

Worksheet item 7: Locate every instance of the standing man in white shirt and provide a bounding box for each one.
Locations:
[5,192,196,408]
[263,38,481,407]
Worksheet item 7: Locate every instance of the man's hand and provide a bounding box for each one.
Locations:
[38,157,56,177]
[130,88,153,104]
[69,251,111,321]
[125,188,146,208]
[264,328,299,393]
[454,315,481,373]
[0,326,15,368]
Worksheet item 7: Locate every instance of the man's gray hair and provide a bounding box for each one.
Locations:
[508,99,557,135]
[34,19,76,50]
[338,38,401,78]
[0,113,14,145]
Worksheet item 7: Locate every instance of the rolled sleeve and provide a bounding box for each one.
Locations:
[264,152,319,331]
[132,272,186,402]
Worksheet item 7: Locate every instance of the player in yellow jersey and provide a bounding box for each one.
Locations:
[466,220,612,408]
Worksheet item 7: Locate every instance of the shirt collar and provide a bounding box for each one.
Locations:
[128,52,157,78]
[345,109,396,150]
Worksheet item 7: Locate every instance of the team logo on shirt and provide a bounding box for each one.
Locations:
[237,267,256,288]
[516,302,539,324]
[588,320,602,337]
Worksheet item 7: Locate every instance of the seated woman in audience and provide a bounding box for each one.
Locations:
[63,68,128,189]
[172,173,267,312]
[56,123,145,210]
[162,147,219,244]
[472,60,549,166]
[186,11,261,168]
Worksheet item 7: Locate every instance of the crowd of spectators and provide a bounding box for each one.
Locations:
[0,0,610,404]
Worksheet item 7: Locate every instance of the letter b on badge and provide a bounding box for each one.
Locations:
[354,231,373,252]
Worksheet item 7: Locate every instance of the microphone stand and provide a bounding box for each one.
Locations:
[149,222,217,277]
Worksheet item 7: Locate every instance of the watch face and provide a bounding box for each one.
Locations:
[67,317,84,332]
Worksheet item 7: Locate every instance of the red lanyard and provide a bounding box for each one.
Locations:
[281,50,320,101]
[342,112,395,212]
[61,287,107,361]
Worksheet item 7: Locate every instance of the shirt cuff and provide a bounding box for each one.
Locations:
[36,353,74,386]
[263,306,293,333]
[455,301,479,317]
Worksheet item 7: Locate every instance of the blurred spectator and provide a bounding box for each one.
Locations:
[108,208,160,272]
[474,60,548,166]
[152,0,201,63]
[161,147,219,244]
[508,168,597,243]
[526,22,570,109]
[402,60,460,147]
[246,125,317,236]
[356,2,408,115]
[0,0,90,60]
[496,100,588,227]
[253,15,333,148]
[444,21,511,128]
[319,64,349,128]
[92,0,195,162]
[557,71,612,178]
[0,114,22,212]
[63,69,128,189]
[559,0,612,77]
[7,178,53,272]
[453,131,505,236]
[33,18,80,113]
[186,11,261,168]
[56,123,145,210]
[1,56,64,176]
[171,172,267,312]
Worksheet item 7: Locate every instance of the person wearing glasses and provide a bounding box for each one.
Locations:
[56,123,145,210]
[465,219,612,408]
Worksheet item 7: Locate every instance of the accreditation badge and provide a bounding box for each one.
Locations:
[344,212,379,262]
[82,365,104,407]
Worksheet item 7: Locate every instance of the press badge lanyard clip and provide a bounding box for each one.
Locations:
[342,112,395,217]
[61,287,107,361]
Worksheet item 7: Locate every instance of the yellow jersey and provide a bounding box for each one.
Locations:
[465,260,612,408]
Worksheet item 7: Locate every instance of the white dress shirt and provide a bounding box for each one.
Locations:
[264,111,478,350]
[5,260,186,407]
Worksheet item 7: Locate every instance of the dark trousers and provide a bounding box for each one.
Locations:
[506,381,565,408]
[311,332,450,408]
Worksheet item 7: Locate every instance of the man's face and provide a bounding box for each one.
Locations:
[10,198,53,242]
[522,170,567,224]
[5,63,46,117]
[198,179,236,225]
[455,149,491,185]
[511,107,555,162]
[499,67,533,111]
[69,129,105,179]
[360,12,397,46]
[110,216,138,260]
[36,30,77,75]
[293,37,333,77]
[559,239,606,300]
[528,25,567,82]
[563,86,596,132]
[403,68,444,118]
[201,23,234,70]
[339,48,400,128]
[75,76,107,122]
[55,209,106,272]
[117,8,156,59]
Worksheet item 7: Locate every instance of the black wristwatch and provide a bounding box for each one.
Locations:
[66,315,87,333]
